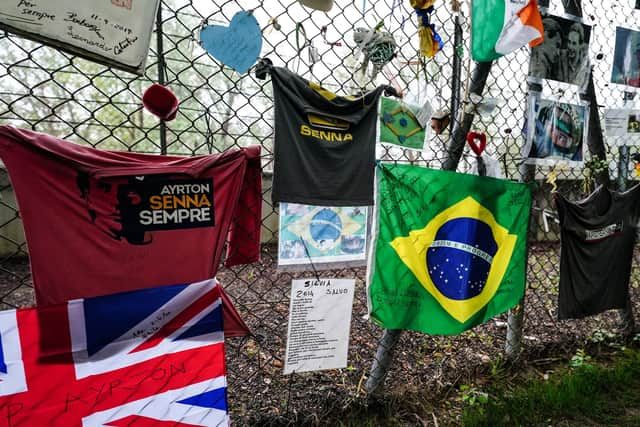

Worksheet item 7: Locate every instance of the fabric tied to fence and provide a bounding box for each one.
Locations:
[269,65,386,206]
[0,126,260,334]
[0,278,229,426]
[367,163,532,334]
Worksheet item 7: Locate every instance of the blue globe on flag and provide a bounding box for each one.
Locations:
[309,208,342,244]
[426,218,498,300]
[285,205,364,253]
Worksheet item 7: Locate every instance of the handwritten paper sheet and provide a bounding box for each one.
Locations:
[284,278,356,374]
[0,0,160,75]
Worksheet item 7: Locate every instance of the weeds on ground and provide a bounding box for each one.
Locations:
[462,346,640,426]
[332,394,439,427]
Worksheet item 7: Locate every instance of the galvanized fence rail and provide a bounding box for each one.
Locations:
[0,0,639,424]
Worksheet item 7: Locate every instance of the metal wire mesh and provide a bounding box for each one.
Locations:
[0,0,638,424]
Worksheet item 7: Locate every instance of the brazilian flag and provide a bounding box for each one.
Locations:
[367,163,532,335]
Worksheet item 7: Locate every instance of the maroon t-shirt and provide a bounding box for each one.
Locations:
[0,126,262,335]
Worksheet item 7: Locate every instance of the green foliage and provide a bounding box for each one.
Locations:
[588,328,616,344]
[569,348,592,369]
[489,354,506,379]
[582,157,608,194]
[460,384,489,407]
[462,349,640,426]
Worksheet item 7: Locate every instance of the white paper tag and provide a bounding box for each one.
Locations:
[415,99,434,128]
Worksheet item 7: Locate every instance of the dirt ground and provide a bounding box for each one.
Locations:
[217,243,639,425]
[0,243,637,425]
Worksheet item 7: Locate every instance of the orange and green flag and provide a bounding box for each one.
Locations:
[367,164,531,335]
[471,0,544,62]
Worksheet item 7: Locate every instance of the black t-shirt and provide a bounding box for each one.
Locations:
[270,66,385,206]
[555,183,640,319]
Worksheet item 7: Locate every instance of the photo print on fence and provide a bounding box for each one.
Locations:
[278,203,368,270]
[611,26,640,89]
[604,108,640,143]
[528,13,591,87]
[523,94,588,166]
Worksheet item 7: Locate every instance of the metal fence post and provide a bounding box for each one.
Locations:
[505,147,540,358]
[363,329,402,393]
[505,302,524,356]
[617,145,629,192]
[155,3,167,155]
[617,297,636,336]
[504,61,545,358]
[449,13,463,135]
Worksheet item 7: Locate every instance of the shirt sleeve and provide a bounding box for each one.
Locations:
[224,145,262,267]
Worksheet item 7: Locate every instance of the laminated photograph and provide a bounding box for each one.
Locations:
[523,93,588,166]
[611,27,640,89]
[528,13,591,87]
[278,203,369,270]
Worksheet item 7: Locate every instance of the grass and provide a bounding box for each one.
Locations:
[301,337,640,427]
[318,340,640,427]
[462,346,640,426]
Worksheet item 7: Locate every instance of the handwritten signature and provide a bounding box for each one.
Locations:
[64,12,104,40]
[114,35,138,55]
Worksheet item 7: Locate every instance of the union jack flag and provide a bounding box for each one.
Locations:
[0,278,229,426]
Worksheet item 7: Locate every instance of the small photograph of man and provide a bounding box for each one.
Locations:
[525,97,588,164]
[528,14,591,86]
[628,115,640,133]
[611,27,640,88]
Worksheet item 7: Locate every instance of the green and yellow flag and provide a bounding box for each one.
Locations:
[367,164,531,335]
[378,97,427,151]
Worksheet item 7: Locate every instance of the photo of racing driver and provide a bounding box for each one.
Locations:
[525,97,588,164]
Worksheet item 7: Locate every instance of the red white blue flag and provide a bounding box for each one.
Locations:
[0,278,229,426]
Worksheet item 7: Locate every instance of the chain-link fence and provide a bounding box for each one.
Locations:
[0,0,639,424]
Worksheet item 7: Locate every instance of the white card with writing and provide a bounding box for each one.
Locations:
[415,99,434,128]
[284,278,356,374]
[604,109,640,144]
[0,0,159,75]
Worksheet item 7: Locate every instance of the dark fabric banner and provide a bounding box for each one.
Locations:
[270,66,385,206]
[556,184,640,319]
